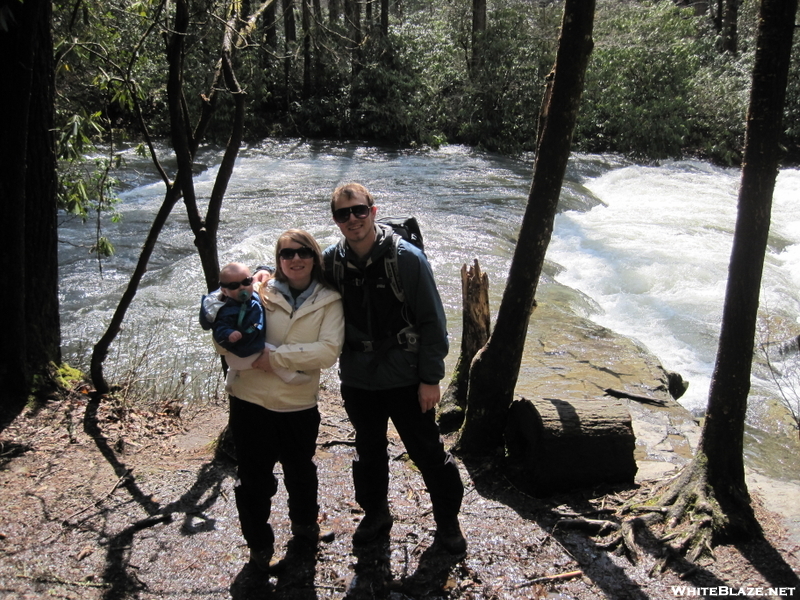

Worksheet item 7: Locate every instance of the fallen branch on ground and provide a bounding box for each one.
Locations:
[553,517,620,536]
[514,570,583,590]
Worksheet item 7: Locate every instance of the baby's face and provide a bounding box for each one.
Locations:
[219,269,254,300]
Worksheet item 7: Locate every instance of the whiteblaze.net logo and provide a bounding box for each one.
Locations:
[671,587,796,597]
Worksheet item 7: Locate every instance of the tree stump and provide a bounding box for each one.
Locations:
[504,397,637,496]
[438,259,491,432]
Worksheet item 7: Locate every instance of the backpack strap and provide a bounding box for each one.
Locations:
[329,240,347,292]
[383,233,405,303]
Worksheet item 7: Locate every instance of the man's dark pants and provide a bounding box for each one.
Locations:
[341,383,464,523]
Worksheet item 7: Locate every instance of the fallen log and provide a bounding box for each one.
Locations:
[504,397,637,496]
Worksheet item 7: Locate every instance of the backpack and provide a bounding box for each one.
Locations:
[330,215,425,303]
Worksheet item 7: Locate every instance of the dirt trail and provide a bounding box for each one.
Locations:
[0,391,798,599]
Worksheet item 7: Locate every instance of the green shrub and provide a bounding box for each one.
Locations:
[576,2,713,160]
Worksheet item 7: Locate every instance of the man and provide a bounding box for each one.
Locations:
[323,182,466,554]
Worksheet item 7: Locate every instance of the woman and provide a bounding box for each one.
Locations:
[220,229,344,572]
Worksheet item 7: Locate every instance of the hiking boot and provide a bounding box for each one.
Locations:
[291,522,336,544]
[352,507,393,544]
[249,547,279,573]
[434,518,467,554]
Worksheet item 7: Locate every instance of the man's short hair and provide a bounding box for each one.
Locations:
[331,183,374,213]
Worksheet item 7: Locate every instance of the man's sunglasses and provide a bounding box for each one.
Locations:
[332,204,371,224]
[219,276,253,290]
[278,246,315,260]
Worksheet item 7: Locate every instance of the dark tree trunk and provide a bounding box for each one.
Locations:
[345,0,362,77]
[721,0,738,55]
[0,0,60,419]
[26,0,61,377]
[283,0,297,41]
[457,0,595,456]
[699,0,797,538]
[713,0,723,32]
[263,0,278,53]
[312,0,323,90]
[283,0,297,108]
[470,0,486,76]
[439,261,491,432]
[329,0,339,26]
[380,0,388,37]
[302,0,312,99]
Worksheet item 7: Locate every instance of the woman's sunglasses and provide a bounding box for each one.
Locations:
[219,276,253,290]
[278,246,315,260]
[332,204,371,224]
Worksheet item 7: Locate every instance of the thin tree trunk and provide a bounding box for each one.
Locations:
[470,0,486,76]
[457,0,596,456]
[329,0,339,26]
[263,0,278,54]
[721,0,738,55]
[380,0,388,37]
[283,0,297,109]
[302,0,312,99]
[699,0,796,536]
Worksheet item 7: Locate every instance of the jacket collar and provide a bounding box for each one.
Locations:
[272,278,318,310]
[341,223,394,268]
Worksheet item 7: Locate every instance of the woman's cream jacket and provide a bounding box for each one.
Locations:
[219,279,344,412]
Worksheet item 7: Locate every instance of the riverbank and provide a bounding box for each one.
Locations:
[518,289,800,550]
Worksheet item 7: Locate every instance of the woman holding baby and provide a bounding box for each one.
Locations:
[214,229,344,573]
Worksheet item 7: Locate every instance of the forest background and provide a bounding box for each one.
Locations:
[54,0,800,196]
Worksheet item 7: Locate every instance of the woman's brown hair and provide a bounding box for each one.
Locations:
[273,229,325,286]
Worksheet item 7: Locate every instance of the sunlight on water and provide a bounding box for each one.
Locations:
[549,162,800,413]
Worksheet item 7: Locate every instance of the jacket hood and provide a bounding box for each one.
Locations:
[260,278,341,316]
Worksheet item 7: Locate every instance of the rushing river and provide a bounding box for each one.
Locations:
[58,140,800,468]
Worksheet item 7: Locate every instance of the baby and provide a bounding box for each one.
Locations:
[199,262,310,389]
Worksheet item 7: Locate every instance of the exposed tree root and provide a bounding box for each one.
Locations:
[590,455,761,577]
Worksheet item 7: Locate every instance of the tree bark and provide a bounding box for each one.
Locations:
[0,0,60,418]
[302,0,312,99]
[329,0,340,26]
[713,0,723,32]
[696,0,797,540]
[457,0,596,456]
[470,0,486,76]
[380,0,388,37]
[283,0,297,109]
[439,261,491,432]
[26,0,61,378]
[721,0,738,55]
[263,0,278,54]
